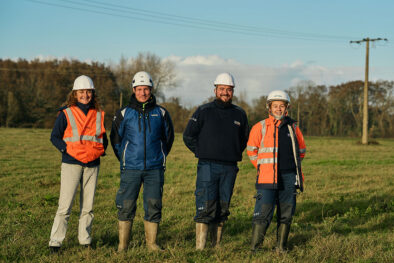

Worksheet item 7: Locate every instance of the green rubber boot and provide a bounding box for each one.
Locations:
[250,223,268,252]
[276,224,291,252]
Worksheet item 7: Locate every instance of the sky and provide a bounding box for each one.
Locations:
[1,0,393,106]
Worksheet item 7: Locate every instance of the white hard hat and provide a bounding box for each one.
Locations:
[214,73,235,87]
[132,71,153,88]
[266,90,290,108]
[73,75,95,90]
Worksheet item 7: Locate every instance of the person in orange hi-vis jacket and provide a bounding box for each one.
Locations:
[247,90,306,253]
[48,75,107,253]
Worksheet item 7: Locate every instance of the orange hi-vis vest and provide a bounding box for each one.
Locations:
[63,106,105,164]
[247,115,306,191]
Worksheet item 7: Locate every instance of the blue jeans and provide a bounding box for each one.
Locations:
[252,171,296,226]
[116,169,164,222]
[194,160,239,224]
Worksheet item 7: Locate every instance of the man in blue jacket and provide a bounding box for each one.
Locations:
[110,71,174,252]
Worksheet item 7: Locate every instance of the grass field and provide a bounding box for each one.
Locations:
[0,128,393,262]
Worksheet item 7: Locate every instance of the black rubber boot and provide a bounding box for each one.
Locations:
[49,246,60,254]
[276,224,291,252]
[250,223,268,252]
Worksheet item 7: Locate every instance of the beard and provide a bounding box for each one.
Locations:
[216,95,232,103]
[216,97,232,104]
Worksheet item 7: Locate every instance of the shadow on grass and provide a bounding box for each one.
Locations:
[225,213,252,236]
[159,220,195,247]
[95,229,118,248]
[297,193,393,235]
[287,232,312,250]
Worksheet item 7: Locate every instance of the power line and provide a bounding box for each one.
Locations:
[81,0,354,40]
[23,0,358,42]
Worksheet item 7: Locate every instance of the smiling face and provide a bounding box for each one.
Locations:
[74,89,93,104]
[133,85,152,103]
[214,84,234,103]
[269,100,288,119]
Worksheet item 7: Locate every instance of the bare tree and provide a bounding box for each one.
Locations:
[112,52,177,106]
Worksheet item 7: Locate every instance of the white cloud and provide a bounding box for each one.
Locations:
[163,55,371,106]
[164,55,239,66]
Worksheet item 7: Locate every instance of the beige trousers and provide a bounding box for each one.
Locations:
[49,163,99,247]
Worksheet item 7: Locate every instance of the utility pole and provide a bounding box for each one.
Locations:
[119,91,123,108]
[350,37,387,145]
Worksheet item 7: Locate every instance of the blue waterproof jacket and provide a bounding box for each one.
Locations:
[110,94,174,170]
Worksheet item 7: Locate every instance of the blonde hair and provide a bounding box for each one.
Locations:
[63,90,102,111]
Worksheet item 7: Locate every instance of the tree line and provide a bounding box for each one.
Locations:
[1,55,393,138]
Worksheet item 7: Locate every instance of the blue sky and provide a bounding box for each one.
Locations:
[1,0,393,105]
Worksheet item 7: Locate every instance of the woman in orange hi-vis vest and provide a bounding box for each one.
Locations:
[48,75,107,253]
[247,90,306,253]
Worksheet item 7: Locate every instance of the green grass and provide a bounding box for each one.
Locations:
[0,128,393,262]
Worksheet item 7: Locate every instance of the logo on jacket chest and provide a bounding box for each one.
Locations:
[234,120,240,126]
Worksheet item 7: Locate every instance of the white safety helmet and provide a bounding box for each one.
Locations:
[73,75,95,90]
[266,90,290,109]
[214,73,235,87]
[132,71,153,88]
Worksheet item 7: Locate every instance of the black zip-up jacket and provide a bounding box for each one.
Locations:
[50,102,108,167]
[278,116,297,172]
[183,99,249,165]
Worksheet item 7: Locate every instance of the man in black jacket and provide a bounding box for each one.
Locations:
[183,73,249,250]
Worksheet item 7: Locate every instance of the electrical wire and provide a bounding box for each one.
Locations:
[81,0,355,40]
[23,0,359,42]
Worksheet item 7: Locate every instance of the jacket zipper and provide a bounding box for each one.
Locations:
[143,104,147,170]
[273,121,278,187]
[123,140,129,168]
[160,141,166,167]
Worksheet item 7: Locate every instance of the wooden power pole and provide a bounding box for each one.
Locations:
[119,91,123,108]
[350,37,387,145]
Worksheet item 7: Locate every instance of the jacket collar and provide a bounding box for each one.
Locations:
[267,115,295,127]
[129,94,157,112]
[76,102,92,115]
[214,99,233,109]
